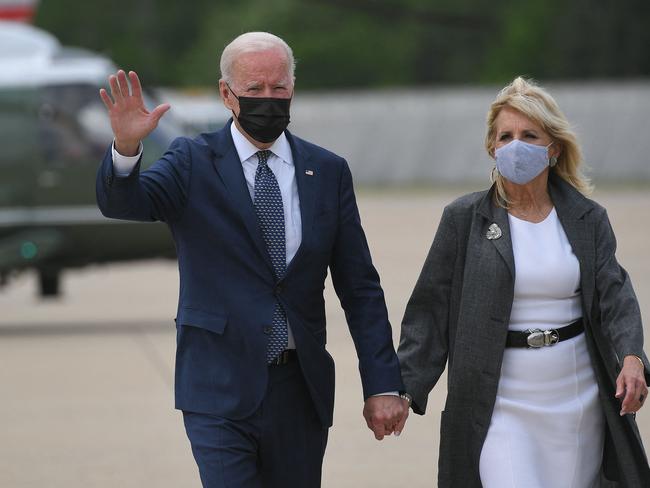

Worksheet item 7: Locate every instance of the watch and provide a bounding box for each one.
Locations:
[399,392,412,408]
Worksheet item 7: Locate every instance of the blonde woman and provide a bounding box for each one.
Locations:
[397,77,650,487]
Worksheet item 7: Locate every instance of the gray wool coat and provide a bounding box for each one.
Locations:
[397,171,650,487]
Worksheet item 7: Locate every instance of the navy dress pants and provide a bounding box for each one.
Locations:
[183,360,329,488]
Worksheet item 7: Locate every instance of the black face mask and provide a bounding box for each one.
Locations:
[228,85,292,143]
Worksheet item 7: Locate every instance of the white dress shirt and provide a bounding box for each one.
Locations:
[228,123,302,266]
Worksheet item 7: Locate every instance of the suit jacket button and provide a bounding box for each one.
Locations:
[263,326,273,335]
[106,175,114,185]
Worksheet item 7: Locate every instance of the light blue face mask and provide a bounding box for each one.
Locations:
[495,139,553,185]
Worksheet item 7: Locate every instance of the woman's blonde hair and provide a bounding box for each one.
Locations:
[485,77,592,206]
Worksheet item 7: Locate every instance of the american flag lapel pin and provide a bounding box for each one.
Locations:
[305,170,314,176]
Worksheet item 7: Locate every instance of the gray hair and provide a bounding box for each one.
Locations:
[220,32,295,85]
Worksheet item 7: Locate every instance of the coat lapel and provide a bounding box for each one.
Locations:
[285,131,315,275]
[477,188,515,279]
[548,173,595,318]
[203,123,275,277]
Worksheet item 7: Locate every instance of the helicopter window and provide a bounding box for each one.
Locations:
[0,88,40,163]
[35,84,183,168]
[36,84,111,166]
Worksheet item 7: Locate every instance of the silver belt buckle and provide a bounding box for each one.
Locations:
[525,329,559,348]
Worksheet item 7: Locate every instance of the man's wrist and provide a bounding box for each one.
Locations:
[114,139,141,157]
[399,392,412,408]
[112,141,143,176]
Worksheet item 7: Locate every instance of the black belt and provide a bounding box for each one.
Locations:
[505,319,584,348]
[268,349,298,366]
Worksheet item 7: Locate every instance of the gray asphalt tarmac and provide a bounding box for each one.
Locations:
[1,189,649,487]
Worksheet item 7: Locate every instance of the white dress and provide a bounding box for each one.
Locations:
[479,208,605,488]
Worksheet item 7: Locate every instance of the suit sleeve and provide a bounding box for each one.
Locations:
[397,206,457,415]
[594,208,650,381]
[96,137,191,223]
[329,160,404,399]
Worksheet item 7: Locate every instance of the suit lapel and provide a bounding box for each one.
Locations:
[203,124,275,277]
[477,188,515,279]
[285,131,315,275]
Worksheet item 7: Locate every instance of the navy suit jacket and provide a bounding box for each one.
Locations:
[96,121,403,427]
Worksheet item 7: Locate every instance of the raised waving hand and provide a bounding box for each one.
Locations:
[99,70,170,156]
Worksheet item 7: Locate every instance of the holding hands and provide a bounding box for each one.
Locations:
[363,395,410,440]
[99,70,170,156]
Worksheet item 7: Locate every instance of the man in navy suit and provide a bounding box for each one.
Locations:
[96,31,408,487]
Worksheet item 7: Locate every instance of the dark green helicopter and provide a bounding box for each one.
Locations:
[0,21,184,296]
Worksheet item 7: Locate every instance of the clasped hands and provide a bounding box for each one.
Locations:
[362,395,410,440]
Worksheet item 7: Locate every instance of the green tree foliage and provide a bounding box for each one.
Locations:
[34,0,650,89]
[34,0,214,86]
[177,0,425,88]
[480,0,650,83]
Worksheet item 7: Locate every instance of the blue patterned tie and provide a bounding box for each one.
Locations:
[253,150,289,363]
